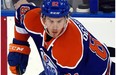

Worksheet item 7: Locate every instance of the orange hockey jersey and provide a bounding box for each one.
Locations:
[13,4,111,75]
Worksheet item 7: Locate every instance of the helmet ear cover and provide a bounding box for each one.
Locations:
[41,0,70,18]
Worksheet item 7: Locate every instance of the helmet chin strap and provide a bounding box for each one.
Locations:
[44,26,53,37]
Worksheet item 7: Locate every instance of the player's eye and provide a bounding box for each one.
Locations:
[57,20,61,23]
[50,20,54,23]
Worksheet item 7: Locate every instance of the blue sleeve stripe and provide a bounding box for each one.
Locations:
[13,38,30,47]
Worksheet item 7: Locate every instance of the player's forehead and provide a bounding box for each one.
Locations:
[46,16,66,21]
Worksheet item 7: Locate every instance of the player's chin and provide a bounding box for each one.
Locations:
[51,33,59,38]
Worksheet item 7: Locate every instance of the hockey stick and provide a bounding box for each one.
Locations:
[16,65,22,75]
[107,47,115,57]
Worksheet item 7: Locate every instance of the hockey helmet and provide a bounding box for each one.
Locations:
[41,0,70,18]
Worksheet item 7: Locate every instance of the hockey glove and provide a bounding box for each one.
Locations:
[8,44,31,74]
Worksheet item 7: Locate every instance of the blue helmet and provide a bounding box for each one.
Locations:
[41,0,70,18]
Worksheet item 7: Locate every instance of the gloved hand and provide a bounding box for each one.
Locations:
[8,44,31,74]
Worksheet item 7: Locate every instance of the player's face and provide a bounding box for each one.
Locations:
[44,17,67,38]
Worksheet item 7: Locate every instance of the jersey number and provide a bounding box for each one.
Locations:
[20,6,30,23]
[89,35,107,60]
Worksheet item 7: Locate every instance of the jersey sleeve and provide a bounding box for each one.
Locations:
[86,32,110,74]
[13,4,37,45]
[71,18,111,74]
[79,20,110,74]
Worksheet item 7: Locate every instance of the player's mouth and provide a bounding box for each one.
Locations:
[52,29,58,33]
[51,31,59,37]
[52,32,58,36]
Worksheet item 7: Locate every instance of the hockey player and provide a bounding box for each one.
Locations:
[8,0,115,75]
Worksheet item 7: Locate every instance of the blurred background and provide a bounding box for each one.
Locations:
[1,0,115,13]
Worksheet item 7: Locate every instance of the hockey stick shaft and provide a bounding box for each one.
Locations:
[17,65,22,75]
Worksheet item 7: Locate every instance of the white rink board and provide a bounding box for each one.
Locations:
[7,17,115,75]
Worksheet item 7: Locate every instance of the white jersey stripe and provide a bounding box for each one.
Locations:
[16,26,28,34]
